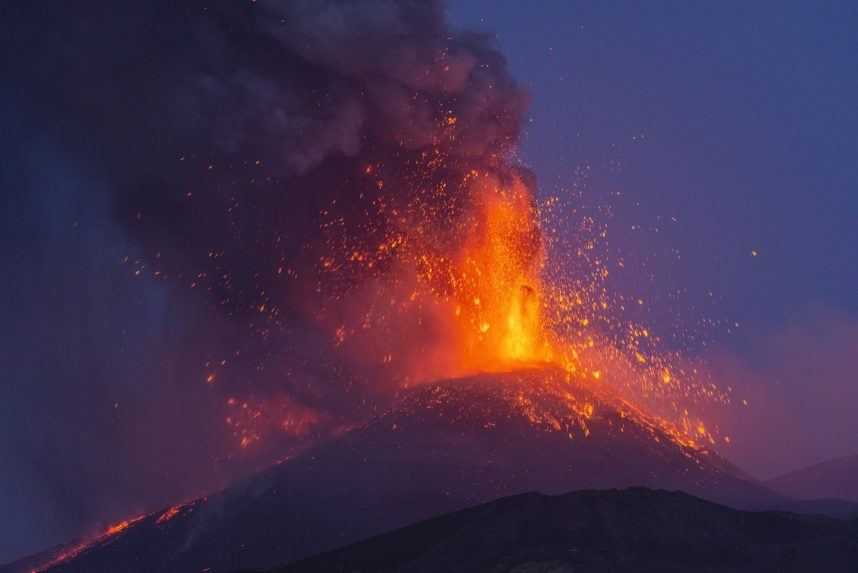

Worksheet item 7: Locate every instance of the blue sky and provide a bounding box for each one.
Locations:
[449,1,858,476]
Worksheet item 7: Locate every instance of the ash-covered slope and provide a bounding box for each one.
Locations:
[9,369,778,573]
[768,454,858,503]
[276,488,858,573]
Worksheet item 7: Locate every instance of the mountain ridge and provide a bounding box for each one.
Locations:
[6,369,786,573]
[767,453,858,502]
[271,487,858,573]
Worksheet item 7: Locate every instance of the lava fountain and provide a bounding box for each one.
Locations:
[314,156,724,451]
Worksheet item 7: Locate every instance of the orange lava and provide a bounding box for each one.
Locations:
[313,158,728,451]
[420,173,554,374]
[156,505,182,524]
[33,515,146,572]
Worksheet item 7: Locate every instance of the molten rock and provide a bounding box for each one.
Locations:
[14,369,777,573]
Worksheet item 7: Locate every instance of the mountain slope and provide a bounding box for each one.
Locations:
[275,488,858,573]
[768,454,858,502]
[8,369,780,573]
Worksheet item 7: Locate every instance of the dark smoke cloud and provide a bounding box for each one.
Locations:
[0,0,528,562]
[0,115,230,562]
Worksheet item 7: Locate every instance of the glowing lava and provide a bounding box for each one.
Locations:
[32,515,146,573]
[427,173,553,373]
[313,160,727,452]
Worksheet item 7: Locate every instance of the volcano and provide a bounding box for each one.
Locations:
[9,368,779,573]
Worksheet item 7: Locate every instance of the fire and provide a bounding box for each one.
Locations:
[312,167,557,383]
[32,515,146,572]
[104,519,133,536]
[310,160,728,451]
[439,176,552,372]
[155,498,205,525]
[156,505,182,524]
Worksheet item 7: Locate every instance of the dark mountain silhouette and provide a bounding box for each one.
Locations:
[273,488,858,573]
[6,369,785,573]
[767,454,858,503]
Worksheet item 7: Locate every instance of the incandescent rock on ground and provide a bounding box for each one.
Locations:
[8,369,781,573]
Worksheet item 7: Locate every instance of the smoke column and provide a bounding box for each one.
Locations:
[0,0,534,561]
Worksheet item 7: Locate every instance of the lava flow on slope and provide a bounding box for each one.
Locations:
[8,369,774,573]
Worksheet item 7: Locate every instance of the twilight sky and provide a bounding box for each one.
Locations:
[2,0,857,565]
[450,0,858,477]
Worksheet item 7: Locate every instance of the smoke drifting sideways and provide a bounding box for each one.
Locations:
[0,0,530,561]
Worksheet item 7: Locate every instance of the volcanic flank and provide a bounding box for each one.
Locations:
[11,369,776,573]
[3,1,749,570]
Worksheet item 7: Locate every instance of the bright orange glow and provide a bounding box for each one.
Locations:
[105,520,131,536]
[156,505,182,524]
[436,177,553,373]
[32,514,146,572]
[304,161,729,452]
[223,394,322,450]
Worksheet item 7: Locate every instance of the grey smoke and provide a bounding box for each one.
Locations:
[0,0,529,563]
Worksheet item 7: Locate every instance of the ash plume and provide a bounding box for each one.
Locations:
[1,0,531,561]
[105,0,534,399]
[9,0,532,409]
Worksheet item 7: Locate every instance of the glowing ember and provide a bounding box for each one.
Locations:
[32,514,146,572]
[224,395,322,450]
[201,155,727,452]
[155,505,182,525]
[308,157,725,451]
[104,520,132,536]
